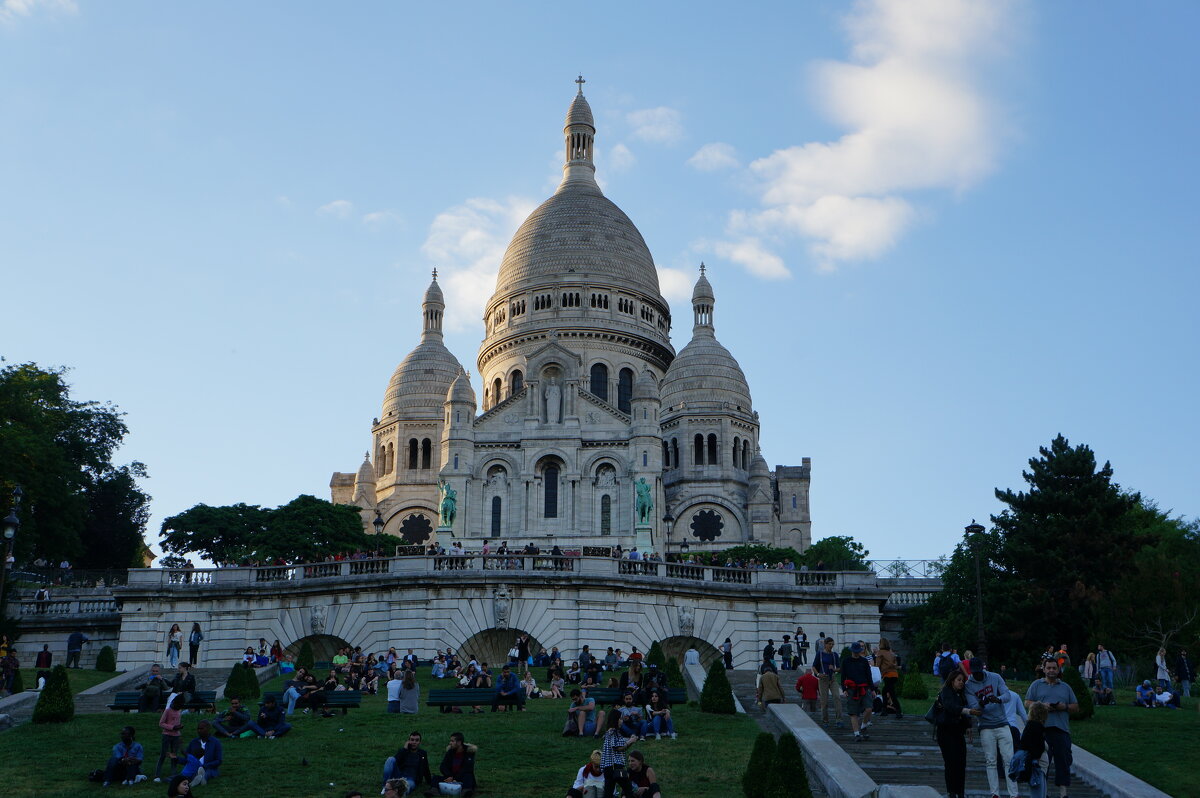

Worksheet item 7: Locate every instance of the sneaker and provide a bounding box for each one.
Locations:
[862,720,872,729]
[853,733,862,742]
[103,783,111,788]
[655,733,662,740]
[835,720,845,728]
[153,778,162,783]
[669,732,677,739]
[134,776,147,783]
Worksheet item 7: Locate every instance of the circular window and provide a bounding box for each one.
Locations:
[399,513,434,544]
[690,509,724,542]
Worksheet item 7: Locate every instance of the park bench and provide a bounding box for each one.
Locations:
[585,687,687,705]
[108,690,216,713]
[426,688,499,708]
[262,689,362,714]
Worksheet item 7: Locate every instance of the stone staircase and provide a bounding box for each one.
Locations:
[728,671,1106,798]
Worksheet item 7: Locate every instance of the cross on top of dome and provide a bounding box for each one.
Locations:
[575,74,586,94]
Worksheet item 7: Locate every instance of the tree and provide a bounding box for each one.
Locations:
[296,640,315,671]
[32,665,74,723]
[801,535,869,570]
[159,503,270,565]
[700,658,736,714]
[0,361,149,570]
[1060,666,1094,721]
[646,641,666,670]
[224,663,260,700]
[900,663,929,700]
[95,645,117,672]
[741,732,776,798]
[664,656,685,689]
[766,733,812,798]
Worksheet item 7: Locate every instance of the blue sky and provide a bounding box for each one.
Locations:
[2,0,1197,560]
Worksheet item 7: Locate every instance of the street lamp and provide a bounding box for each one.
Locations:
[964,519,988,664]
[372,510,385,536]
[662,512,674,559]
[0,486,23,612]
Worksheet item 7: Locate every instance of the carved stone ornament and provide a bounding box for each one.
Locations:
[494,585,512,630]
[310,604,328,636]
[678,605,695,637]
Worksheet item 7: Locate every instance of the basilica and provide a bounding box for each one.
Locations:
[331,83,811,555]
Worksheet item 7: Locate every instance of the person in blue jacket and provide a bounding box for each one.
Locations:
[182,721,223,785]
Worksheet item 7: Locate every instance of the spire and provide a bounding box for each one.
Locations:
[422,270,445,338]
[563,76,597,184]
[692,263,715,333]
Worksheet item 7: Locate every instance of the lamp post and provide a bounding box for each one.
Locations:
[372,510,385,536]
[0,486,23,613]
[662,512,674,559]
[965,519,988,664]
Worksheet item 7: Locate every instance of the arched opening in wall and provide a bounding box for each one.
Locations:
[672,439,679,468]
[377,444,386,473]
[408,439,419,470]
[617,368,634,413]
[600,494,612,536]
[659,635,723,671]
[510,370,523,395]
[662,441,670,469]
[396,511,435,545]
[589,363,609,401]
[492,378,503,408]
[741,440,750,471]
[491,496,502,538]
[543,463,560,518]
[284,634,352,665]
[693,434,704,465]
[386,442,395,474]
[732,437,740,469]
[421,438,432,470]
[707,434,718,465]
[456,627,543,671]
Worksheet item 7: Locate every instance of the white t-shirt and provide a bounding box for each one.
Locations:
[386,677,404,701]
[1155,690,1174,706]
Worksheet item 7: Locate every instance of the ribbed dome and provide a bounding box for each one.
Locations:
[566,92,594,129]
[750,450,770,478]
[495,179,662,297]
[382,338,464,419]
[424,276,444,304]
[355,453,376,485]
[692,268,714,302]
[632,369,658,401]
[446,370,476,405]
[660,332,753,412]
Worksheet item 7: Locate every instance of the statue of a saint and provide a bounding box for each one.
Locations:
[310,604,327,636]
[635,477,653,525]
[494,585,511,629]
[545,378,562,424]
[678,605,695,637]
[438,480,457,527]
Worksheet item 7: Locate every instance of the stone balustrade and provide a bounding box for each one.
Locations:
[16,597,119,617]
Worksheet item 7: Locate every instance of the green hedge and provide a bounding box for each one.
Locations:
[224,663,261,700]
[296,640,315,671]
[95,645,117,672]
[646,641,667,670]
[32,665,74,723]
[700,659,736,714]
[1060,666,1094,721]
[901,663,929,700]
[742,732,776,798]
[664,656,685,689]
[767,733,812,797]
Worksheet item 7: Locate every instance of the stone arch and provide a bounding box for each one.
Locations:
[659,635,722,670]
[673,496,744,545]
[456,627,542,671]
[383,505,437,545]
[284,633,352,665]
[473,452,520,480]
[581,450,626,477]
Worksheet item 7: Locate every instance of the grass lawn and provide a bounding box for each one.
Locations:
[0,670,761,798]
[17,667,124,694]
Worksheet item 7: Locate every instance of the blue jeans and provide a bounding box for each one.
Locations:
[1099,668,1114,690]
[1181,680,1192,698]
[167,647,179,668]
[283,686,301,714]
[104,757,141,784]
[381,757,416,793]
[646,715,674,736]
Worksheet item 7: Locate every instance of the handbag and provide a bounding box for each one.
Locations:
[923,696,943,725]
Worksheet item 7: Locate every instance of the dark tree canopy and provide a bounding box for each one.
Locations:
[0,361,150,568]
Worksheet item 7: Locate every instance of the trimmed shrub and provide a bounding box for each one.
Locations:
[32,665,74,723]
[10,668,24,694]
[95,645,117,672]
[646,640,667,670]
[766,733,812,798]
[224,663,260,700]
[901,663,929,700]
[1061,666,1094,721]
[664,656,685,689]
[700,658,736,714]
[296,640,315,671]
[742,732,777,798]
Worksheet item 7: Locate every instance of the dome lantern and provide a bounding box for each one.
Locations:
[563,75,596,184]
[423,269,444,339]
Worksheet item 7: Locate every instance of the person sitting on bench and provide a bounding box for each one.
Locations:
[491,664,525,712]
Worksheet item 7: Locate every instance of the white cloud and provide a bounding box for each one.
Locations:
[627,107,684,145]
[275,195,292,208]
[421,196,537,331]
[687,142,739,172]
[656,267,693,302]
[362,210,403,228]
[0,0,76,24]
[710,0,1013,273]
[712,239,789,280]
[608,143,636,173]
[317,199,354,219]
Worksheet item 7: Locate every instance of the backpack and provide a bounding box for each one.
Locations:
[779,643,793,658]
[937,653,957,679]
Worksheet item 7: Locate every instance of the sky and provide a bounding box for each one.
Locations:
[2,0,1197,561]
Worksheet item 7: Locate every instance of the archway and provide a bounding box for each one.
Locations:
[284,634,352,665]
[659,635,722,670]
[456,627,543,670]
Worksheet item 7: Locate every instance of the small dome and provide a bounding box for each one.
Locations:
[750,450,770,478]
[355,453,376,485]
[632,369,659,401]
[660,333,753,412]
[382,338,465,419]
[566,92,594,130]
[446,370,477,405]
[424,274,444,304]
[692,267,714,302]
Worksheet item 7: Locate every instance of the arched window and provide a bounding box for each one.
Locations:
[377,444,385,473]
[600,494,612,535]
[662,441,670,468]
[492,377,503,407]
[694,434,704,465]
[707,434,718,465]
[408,438,419,470]
[510,370,523,395]
[491,496,502,538]
[421,438,432,470]
[453,454,459,470]
[617,368,634,413]
[672,438,680,468]
[642,450,648,467]
[733,436,741,469]
[742,440,750,470]
[386,442,395,474]
[590,363,609,401]
[544,465,560,518]
[792,494,797,510]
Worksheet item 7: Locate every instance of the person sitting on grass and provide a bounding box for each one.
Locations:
[429,731,477,796]
[1090,678,1115,707]
[103,725,146,786]
[644,690,676,739]
[212,697,254,738]
[564,750,605,798]
[618,691,645,737]
[491,664,526,712]
[382,730,432,796]
[563,688,599,737]
[181,720,223,786]
[523,670,540,699]
[627,750,663,798]
[166,775,192,797]
[252,695,292,738]
[1153,685,1182,709]
[1135,680,1156,707]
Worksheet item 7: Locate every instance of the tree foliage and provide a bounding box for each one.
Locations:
[95,645,117,672]
[224,663,260,700]
[800,535,870,570]
[1060,666,1094,721]
[296,640,315,671]
[700,658,736,714]
[766,733,812,798]
[0,361,150,569]
[664,656,685,689]
[646,640,666,670]
[741,732,776,798]
[160,494,398,564]
[900,663,929,700]
[32,665,74,723]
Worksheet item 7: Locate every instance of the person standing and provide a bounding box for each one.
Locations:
[188,624,204,666]
[166,624,183,669]
[1017,701,1049,798]
[875,638,901,718]
[796,628,809,667]
[66,629,89,669]
[721,638,733,670]
[757,663,785,707]
[1155,647,1170,689]
[1096,644,1117,691]
[813,637,843,727]
[600,708,638,798]
[1176,649,1194,698]
[762,638,776,668]
[778,636,794,671]
[154,694,185,783]
[934,670,978,798]
[963,658,1017,798]
[841,642,874,742]
[795,666,819,713]
[1024,660,1078,798]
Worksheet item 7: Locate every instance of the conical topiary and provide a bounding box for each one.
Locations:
[700,658,736,714]
[10,668,24,694]
[765,733,812,797]
[901,663,929,700]
[646,641,667,670]
[96,645,117,672]
[224,663,261,700]
[32,665,74,723]
[742,732,776,798]
[664,656,684,688]
[1060,666,1093,720]
[296,640,314,671]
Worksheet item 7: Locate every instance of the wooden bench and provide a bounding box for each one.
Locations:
[262,690,362,714]
[108,690,217,713]
[583,687,688,705]
[426,688,498,708]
